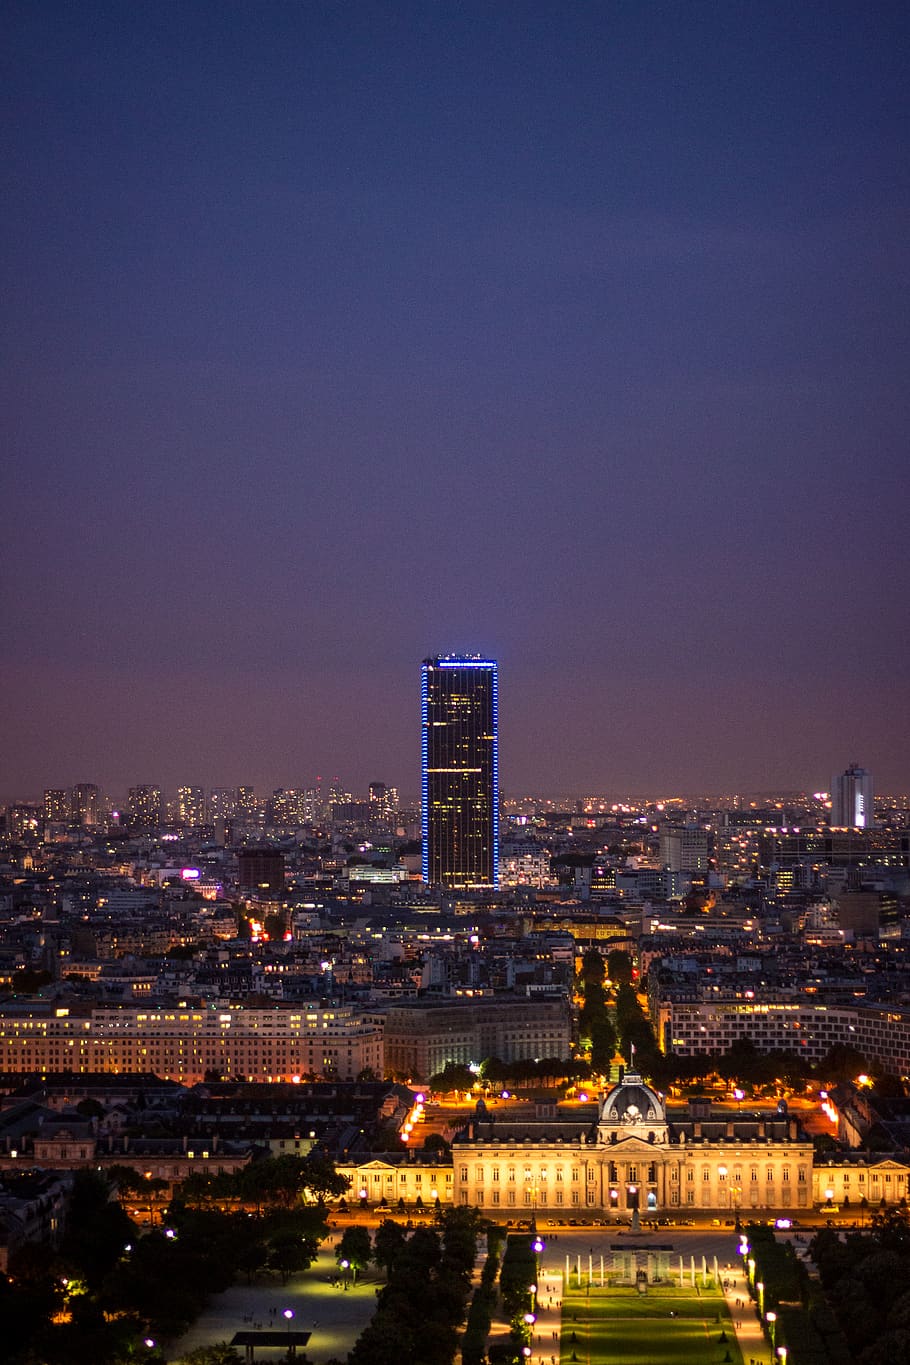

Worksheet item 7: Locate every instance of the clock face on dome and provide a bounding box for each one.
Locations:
[623,1104,641,1121]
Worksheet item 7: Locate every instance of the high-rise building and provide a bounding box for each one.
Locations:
[830,763,874,829]
[128,784,162,829]
[659,822,710,873]
[236,786,258,822]
[421,654,499,889]
[368,782,398,822]
[176,785,205,827]
[208,787,237,822]
[43,789,69,823]
[237,847,285,896]
[71,783,100,828]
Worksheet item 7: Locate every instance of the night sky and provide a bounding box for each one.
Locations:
[3,2,908,801]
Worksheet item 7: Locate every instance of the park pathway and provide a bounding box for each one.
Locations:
[721,1262,773,1365]
[529,1267,564,1365]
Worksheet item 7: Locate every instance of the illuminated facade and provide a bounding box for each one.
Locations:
[0,1004,383,1083]
[127,784,162,829]
[452,1073,813,1215]
[71,783,100,827]
[421,655,499,889]
[176,784,206,826]
[830,763,874,829]
[43,789,69,823]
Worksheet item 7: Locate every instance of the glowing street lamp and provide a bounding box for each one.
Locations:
[766,1309,777,1350]
[757,1280,765,1316]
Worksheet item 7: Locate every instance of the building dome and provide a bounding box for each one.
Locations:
[600,1071,666,1127]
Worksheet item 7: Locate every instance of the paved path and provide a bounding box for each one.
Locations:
[480,1257,564,1365]
[720,1263,773,1365]
[529,1268,564,1365]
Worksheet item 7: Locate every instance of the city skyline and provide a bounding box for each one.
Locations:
[3,4,908,800]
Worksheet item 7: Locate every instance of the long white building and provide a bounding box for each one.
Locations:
[0,1003,383,1083]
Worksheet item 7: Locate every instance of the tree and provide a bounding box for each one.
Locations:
[606,949,633,988]
[234,1239,268,1284]
[580,948,605,986]
[267,1232,319,1284]
[337,1225,372,1279]
[422,1133,451,1157]
[589,1015,617,1074]
[479,1056,508,1086]
[429,1062,475,1093]
[373,1219,407,1278]
[175,1347,243,1365]
[60,1169,135,1286]
[816,1043,869,1084]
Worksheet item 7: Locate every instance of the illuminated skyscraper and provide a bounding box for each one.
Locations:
[830,763,874,829]
[127,784,161,829]
[71,783,100,827]
[43,789,69,823]
[421,655,499,889]
[176,785,205,827]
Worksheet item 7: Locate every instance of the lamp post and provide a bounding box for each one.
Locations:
[777,1347,788,1365]
[757,1280,765,1318]
[718,1165,728,1209]
[531,1236,544,1305]
[766,1309,777,1353]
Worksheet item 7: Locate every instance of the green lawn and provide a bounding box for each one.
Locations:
[560,1284,744,1365]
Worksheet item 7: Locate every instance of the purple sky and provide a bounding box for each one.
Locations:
[2,2,909,802]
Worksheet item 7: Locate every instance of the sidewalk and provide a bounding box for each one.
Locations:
[480,1260,565,1365]
[720,1263,773,1365]
[529,1267,564,1365]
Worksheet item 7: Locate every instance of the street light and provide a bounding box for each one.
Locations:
[757,1280,765,1317]
[284,1308,294,1336]
[777,1347,788,1365]
[766,1309,777,1351]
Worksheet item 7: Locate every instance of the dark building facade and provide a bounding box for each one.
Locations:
[421,655,499,889]
[237,847,286,895]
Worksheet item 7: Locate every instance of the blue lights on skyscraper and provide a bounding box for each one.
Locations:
[421,655,499,890]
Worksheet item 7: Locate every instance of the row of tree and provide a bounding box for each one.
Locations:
[808,1208,910,1365]
[346,1207,485,1365]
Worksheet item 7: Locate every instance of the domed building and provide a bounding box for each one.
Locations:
[450,1071,814,1217]
[597,1071,669,1145]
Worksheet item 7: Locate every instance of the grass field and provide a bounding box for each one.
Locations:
[560,1283,745,1365]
